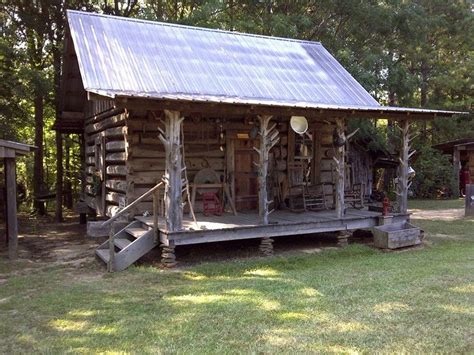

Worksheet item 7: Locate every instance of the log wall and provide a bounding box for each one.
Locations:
[81,103,374,217]
[84,99,127,217]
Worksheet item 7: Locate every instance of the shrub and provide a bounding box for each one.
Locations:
[411,146,454,198]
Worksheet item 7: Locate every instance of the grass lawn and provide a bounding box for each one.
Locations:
[0,200,473,353]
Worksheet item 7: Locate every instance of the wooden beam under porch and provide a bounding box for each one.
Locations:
[136,209,410,246]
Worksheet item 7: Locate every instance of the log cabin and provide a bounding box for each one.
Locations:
[56,11,462,271]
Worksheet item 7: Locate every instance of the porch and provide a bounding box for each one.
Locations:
[136,209,409,246]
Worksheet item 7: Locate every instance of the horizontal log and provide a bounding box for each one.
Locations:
[85,145,95,156]
[106,140,126,152]
[86,156,95,165]
[85,112,126,135]
[106,191,126,206]
[106,152,126,162]
[129,172,164,185]
[105,126,125,138]
[107,165,128,176]
[129,147,224,159]
[106,179,127,192]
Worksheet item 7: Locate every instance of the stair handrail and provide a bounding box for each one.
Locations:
[101,181,164,227]
[102,181,164,272]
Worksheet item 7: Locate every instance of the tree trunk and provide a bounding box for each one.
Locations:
[64,135,73,209]
[52,1,64,221]
[33,93,46,215]
[5,158,18,259]
[420,59,429,140]
[55,131,63,221]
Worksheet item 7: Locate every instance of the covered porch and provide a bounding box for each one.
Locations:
[137,208,409,246]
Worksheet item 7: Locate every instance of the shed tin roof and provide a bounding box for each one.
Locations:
[67,10,380,108]
[66,11,463,117]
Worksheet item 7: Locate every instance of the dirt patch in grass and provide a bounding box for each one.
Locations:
[0,212,103,277]
[409,208,464,221]
[1,211,369,273]
[1,199,466,274]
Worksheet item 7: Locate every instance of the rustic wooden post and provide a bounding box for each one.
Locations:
[55,131,63,222]
[157,110,184,267]
[333,117,346,219]
[254,115,279,256]
[396,119,415,214]
[255,115,279,225]
[159,110,184,232]
[5,158,18,259]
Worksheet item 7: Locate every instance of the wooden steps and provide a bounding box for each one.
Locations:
[95,218,159,271]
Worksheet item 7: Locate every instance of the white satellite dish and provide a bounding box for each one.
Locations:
[290,116,308,135]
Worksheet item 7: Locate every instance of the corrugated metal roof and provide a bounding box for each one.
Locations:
[67,10,381,108]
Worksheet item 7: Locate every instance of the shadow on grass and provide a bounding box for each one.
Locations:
[1,242,473,353]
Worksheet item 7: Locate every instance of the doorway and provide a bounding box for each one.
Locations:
[233,137,258,211]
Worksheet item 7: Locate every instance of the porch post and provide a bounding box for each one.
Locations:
[159,110,184,232]
[334,117,346,218]
[255,115,278,257]
[256,115,278,225]
[396,119,413,214]
[5,158,18,259]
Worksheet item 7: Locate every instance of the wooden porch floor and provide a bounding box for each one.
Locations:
[136,209,409,246]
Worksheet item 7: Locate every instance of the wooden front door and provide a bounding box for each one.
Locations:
[234,138,259,211]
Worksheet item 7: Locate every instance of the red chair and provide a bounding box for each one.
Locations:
[202,192,223,216]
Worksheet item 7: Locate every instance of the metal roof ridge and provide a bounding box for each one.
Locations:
[66,9,323,46]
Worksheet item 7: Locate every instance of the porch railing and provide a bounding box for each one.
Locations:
[101,181,164,272]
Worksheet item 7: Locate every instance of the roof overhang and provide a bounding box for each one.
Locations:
[111,94,466,120]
